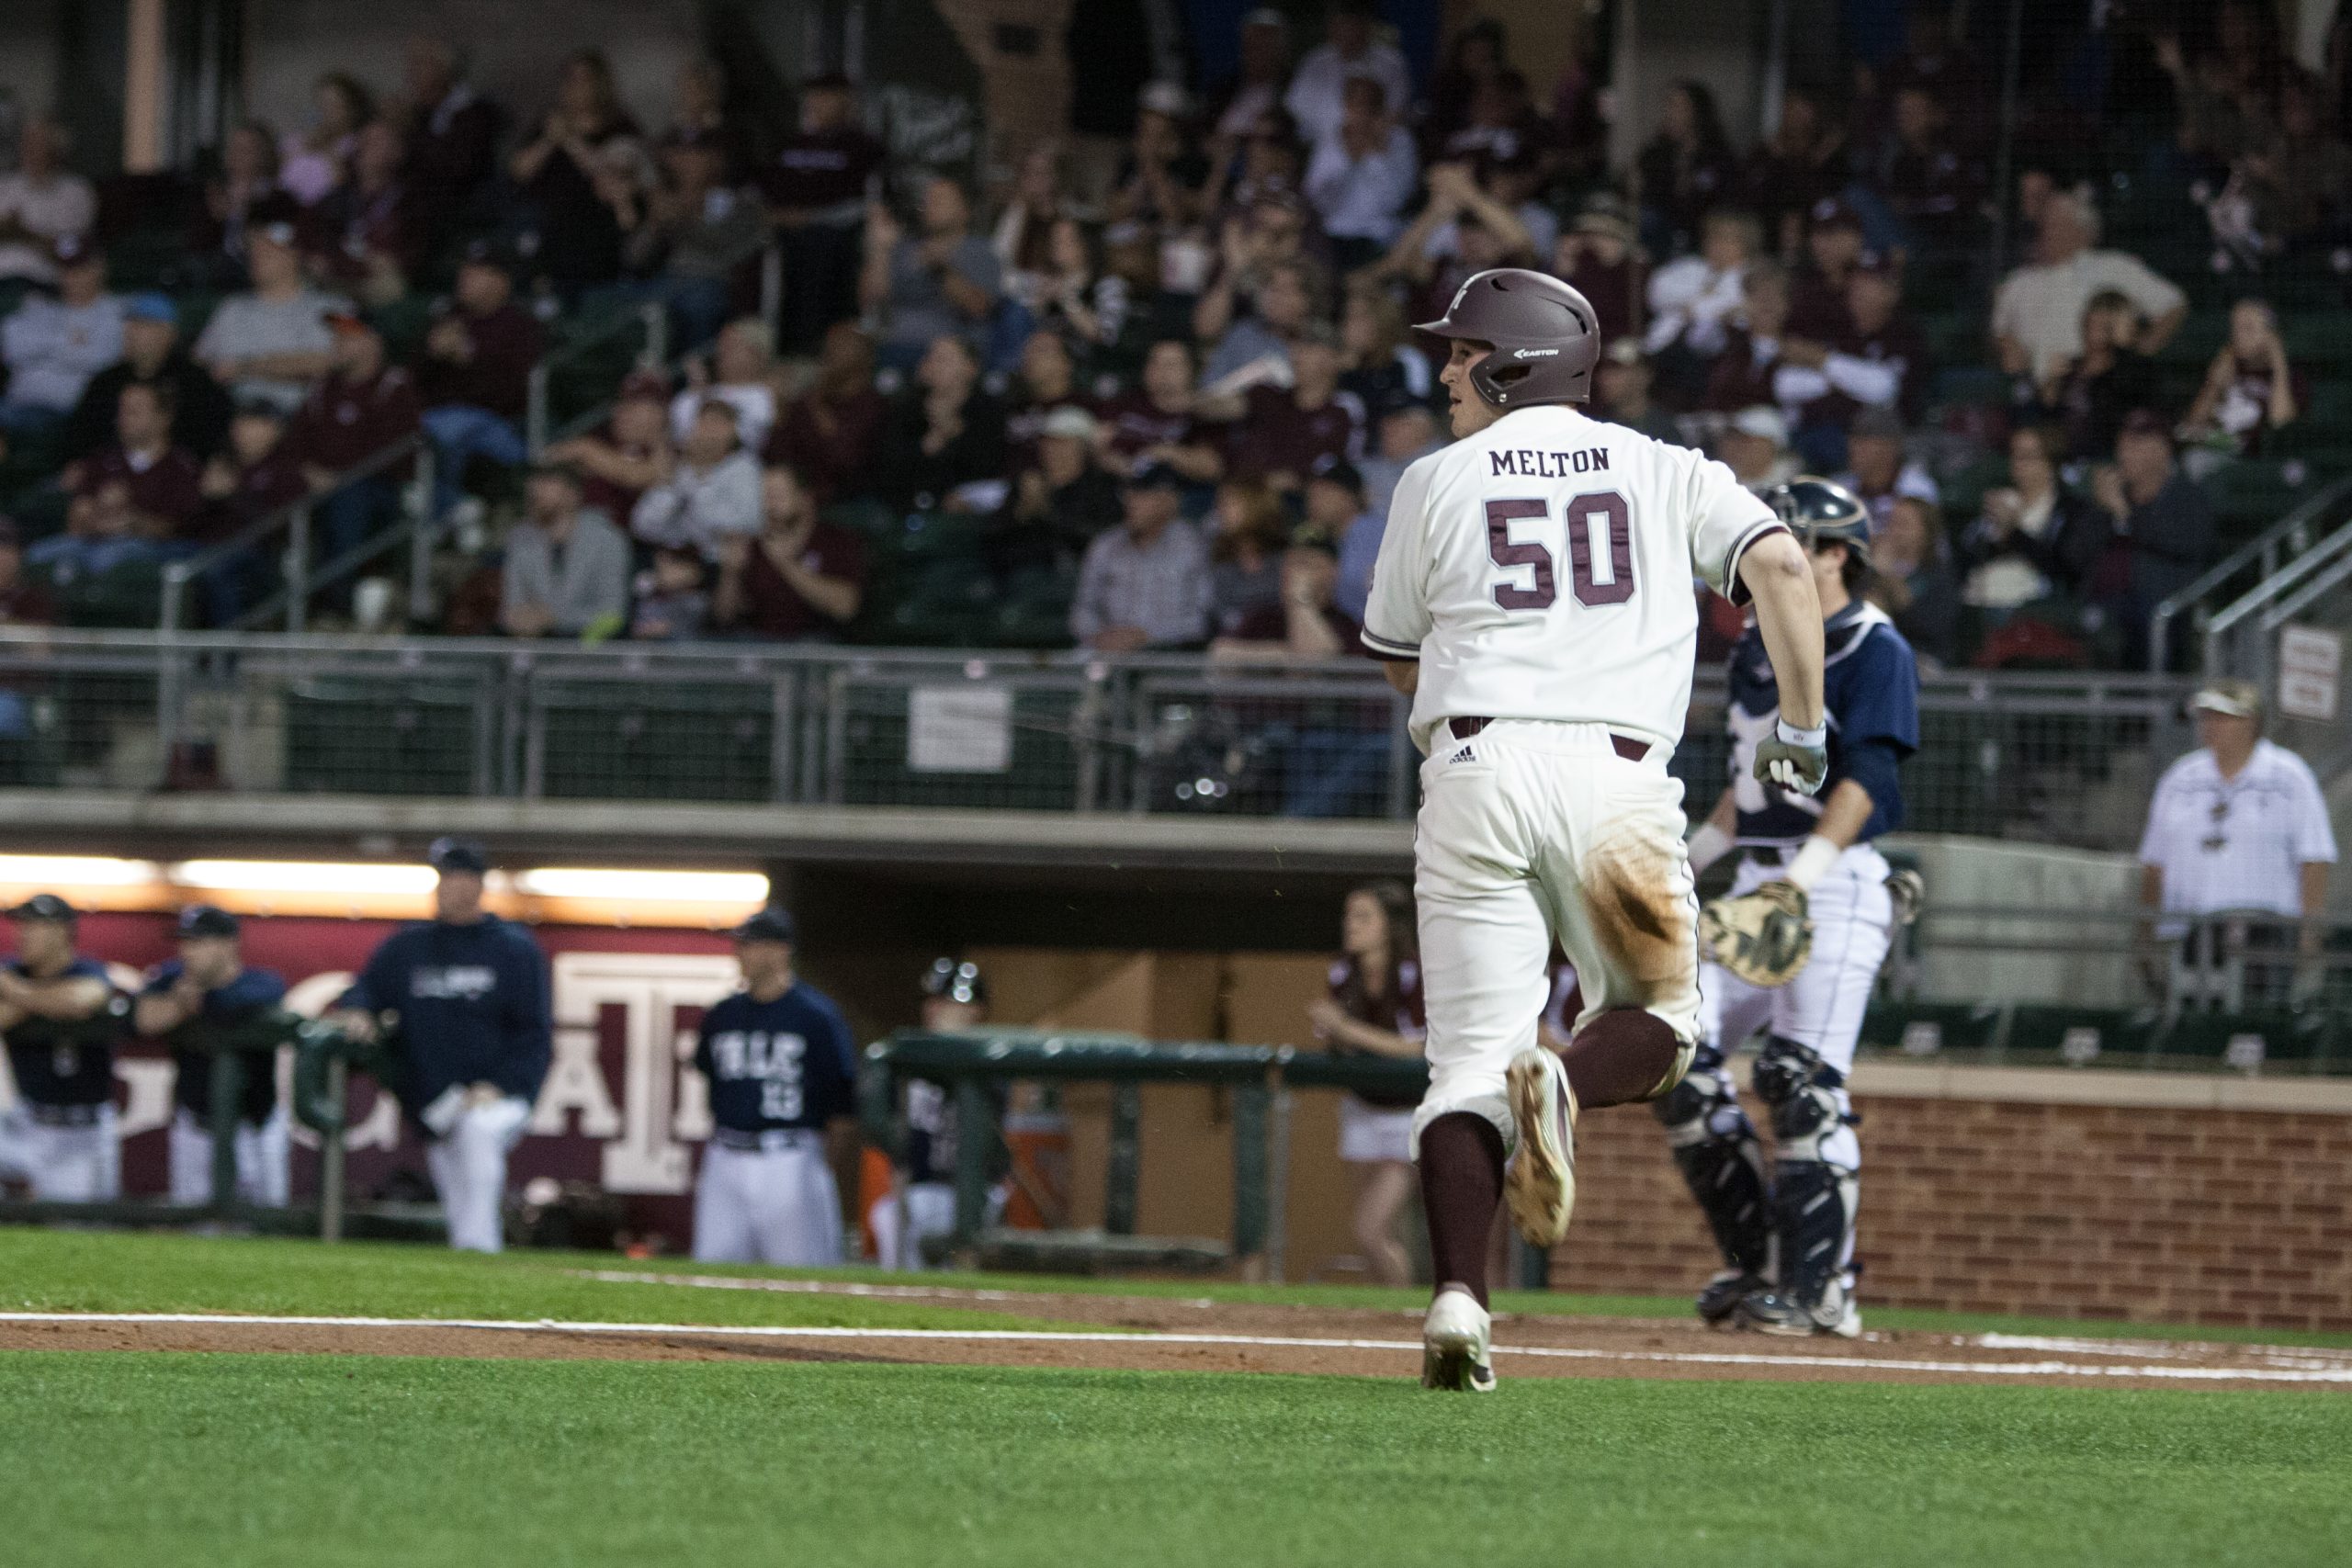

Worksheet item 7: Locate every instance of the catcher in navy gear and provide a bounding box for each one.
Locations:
[1665,477,1921,1337]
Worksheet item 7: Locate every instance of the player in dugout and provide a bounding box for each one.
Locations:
[0,894,132,1201]
[135,904,292,1207]
[328,838,551,1253]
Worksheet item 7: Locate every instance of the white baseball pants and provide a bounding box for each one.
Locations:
[168,1106,291,1207]
[1700,843,1894,1080]
[1412,719,1702,1156]
[868,1180,956,1270]
[695,1137,845,1267]
[0,1105,119,1201]
[424,1095,533,1253]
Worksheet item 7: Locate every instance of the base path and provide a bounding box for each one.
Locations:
[4,1301,2349,1391]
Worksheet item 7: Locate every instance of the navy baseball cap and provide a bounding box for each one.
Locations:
[922,956,988,1005]
[735,906,797,944]
[175,904,240,939]
[426,837,490,874]
[6,893,76,924]
[1125,459,1184,492]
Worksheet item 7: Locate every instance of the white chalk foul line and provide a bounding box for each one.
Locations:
[4,1313,2351,1384]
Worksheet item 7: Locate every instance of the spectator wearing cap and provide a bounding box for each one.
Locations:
[764,321,886,505]
[1993,191,2188,384]
[1304,76,1419,272]
[630,398,762,559]
[1304,457,1378,624]
[1645,209,1761,400]
[329,837,550,1254]
[628,543,711,641]
[1550,196,1646,346]
[861,175,1002,371]
[1593,337,1682,446]
[193,400,307,624]
[1093,338,1225,486]
[2137,680,2336,1008]
[1226,329,1364,494]
[713,464,865,642]
[0,117,96,287]
[547,369,674,525]
[1718,405,1797,491]
[1834,407,1939,535]
[1787,199,1867,342]
[0,236,120,440]
[500,462,629,641]
[418,243,546,520]
[395,38,507,249]
[68,380,206,541]
[667,318,778,453]
[875,334,1009,513]
[763,72,888,354]
[193,220,347,414]
[620,129,766,351]
[992,404,1122,581]
[690,905,859,1268]
[134,906,292,1207]
[2094,410,2217,669]
[1700,260,1792,417]
[64,292,233,464]
[508,49,649,295]
[305,118,420,300]
[284,310,423,565]
[1356,394,1443,524]
[1070,462,1211,651]
[0,894,124,1201]
[1286,1,1414,148]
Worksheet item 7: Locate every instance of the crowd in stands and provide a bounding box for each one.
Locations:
[1,0,2348,673]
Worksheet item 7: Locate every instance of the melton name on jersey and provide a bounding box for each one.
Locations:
[1725,599,1920,849]
[1361,403,1787,755]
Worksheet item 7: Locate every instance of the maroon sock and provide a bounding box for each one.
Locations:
[1561,1008,1681,1109]
[1419,1112,1505,1309]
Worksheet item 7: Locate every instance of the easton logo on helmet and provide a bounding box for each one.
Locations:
[1514,348,1560,358]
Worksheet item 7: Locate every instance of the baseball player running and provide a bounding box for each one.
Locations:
[692,907,858,1267]
[0,895,131,1201]
[329,839,551,1253]
[1669,478,1920,1337]
[1361,268,1829,1392]
[136,905,293,1206]
[871,956,989,1270]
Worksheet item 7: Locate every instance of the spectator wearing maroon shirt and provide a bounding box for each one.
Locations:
[547,370,672,525]
[1226,331,1363,494]
[764,73,887,353]
[69,382,205,540]
[1702,262,1792,416]
[285,312,422,565]
[306,119,420,300]
[1549,196,1646,347]
[713,466,865,641]
[1864,85,1980,254]
[1736,87,1848,254]
[764,322,885,505]
[1093,338,1224,485]
[192,401,308,624]
[64,293,233,465]
[396,37,507,252]
[1788,200,1866,342]
[1783,255,1929,469]
[418,243,545,519]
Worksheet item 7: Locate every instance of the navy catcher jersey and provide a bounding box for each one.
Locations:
[1726,599,1919,847]
[5,957,128,1107]
[695,983,857,1133]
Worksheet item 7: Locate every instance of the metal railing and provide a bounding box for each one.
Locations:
[0,631,2200,847]
[2201,513,2352,686]
[524,300,670,457]
[2149,472,2352,674]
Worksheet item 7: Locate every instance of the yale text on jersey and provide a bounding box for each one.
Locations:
[1489,447,1611,479]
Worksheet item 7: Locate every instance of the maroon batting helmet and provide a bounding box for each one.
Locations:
[1415,268,1601,409]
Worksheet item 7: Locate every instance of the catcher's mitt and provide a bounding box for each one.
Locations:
[1699,881,1813,987]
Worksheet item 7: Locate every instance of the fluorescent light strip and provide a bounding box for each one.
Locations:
[0,854,164,886]
[170,861,440,896]
[510,868,769,903]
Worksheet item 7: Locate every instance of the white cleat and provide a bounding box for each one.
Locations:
[1421,1286,1496,1393]
[1505,1048,1578,1248]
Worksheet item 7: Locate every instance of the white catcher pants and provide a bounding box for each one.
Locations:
[168,1106,291,1207]
[695,1136,844,1267]
[1701,843,1894,1082]
[0,1105,119,1201]
[1412,720,1702,1156]
[868,1180,956,1270]
[424,1096,533,1253]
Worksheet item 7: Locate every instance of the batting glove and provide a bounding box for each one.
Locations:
[1754,717,1829,795]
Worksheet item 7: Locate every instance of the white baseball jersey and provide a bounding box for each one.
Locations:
[2138,739,2337,919]
[1361,405,1785,752]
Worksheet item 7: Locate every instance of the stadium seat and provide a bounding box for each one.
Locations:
[2003,1004,2165,1067]
[1858,998,2005,1057]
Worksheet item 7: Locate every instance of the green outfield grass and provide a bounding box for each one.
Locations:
[6,1352,2348,1568]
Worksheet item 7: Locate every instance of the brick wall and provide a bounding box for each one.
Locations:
[1555,1089,2352,1333]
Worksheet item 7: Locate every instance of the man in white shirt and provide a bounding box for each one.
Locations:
[1284,1,1414,146]
[1992,192,2188,382]
[0,118,97,286]
[2138,680,2336,1007]
[1303,78,1419,269]
[0,237,121,436]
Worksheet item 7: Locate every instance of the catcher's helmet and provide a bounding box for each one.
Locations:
[1761,476,1871,567]
[1415,268,1601,409]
